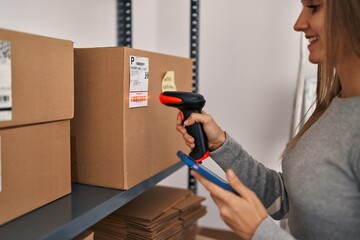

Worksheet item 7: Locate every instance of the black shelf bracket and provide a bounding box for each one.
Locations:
[190,0,200,93]
[189,0,200,194]
[117,0,132,47]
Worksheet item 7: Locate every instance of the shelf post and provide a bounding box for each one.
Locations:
[117,0,132,47]
[189,0,200,194]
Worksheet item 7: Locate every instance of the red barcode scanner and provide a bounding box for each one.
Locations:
[159,91,209,163]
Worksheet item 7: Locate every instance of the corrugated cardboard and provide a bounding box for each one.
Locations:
[0,28,74,128]
[91,186,206,240]
[71,47,192,189]
[0,120,71,225]
[74,230,94,240]
[117,186,192,221]
[196,227,240,240]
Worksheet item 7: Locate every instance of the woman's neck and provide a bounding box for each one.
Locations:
[336,54,360,98]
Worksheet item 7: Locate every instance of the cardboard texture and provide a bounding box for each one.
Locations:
[90,186,206,240]
[74,230,94,240]
[0,120,71,225]
[71,47,192,189]
[116,185,192,221]
[0,28,74,128]
[196,227,240,240]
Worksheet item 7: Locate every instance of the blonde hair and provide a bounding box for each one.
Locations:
[282,0,360,158]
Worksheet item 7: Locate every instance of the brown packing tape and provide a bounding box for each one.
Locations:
[71,135,78,182]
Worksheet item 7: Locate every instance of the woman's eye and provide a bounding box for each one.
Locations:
[307,5,320,14]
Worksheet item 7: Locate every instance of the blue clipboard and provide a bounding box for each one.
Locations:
[177,150,237,194]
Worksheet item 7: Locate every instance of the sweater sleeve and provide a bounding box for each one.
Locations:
[210,133,289,220]
[349,131,360,191]
[252,217,295,240]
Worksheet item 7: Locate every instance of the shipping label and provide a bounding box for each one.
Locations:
[129,56,149,108]
[0,40,12,121]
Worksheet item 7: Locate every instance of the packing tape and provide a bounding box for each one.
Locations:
[70,135,78,182]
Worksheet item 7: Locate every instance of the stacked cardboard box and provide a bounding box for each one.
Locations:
[90,186,206,240]
[0,28,73,225]
[71,47,192,190]
[74,230,95,240]
[195,227,240,240]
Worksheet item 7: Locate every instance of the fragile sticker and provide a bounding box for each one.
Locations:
[0,40,12,121]
[161,71,177,92]
[129,56,149,108]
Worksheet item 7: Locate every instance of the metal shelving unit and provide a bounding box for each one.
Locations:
[0,162,184,240]
[188,0,200,194]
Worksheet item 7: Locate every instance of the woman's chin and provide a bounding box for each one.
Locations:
[308,55,322,64]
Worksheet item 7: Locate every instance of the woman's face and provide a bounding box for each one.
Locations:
[294,0,325,64]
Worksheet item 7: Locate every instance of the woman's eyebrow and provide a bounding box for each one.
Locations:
[301,0,313,4]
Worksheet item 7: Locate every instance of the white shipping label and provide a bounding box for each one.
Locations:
[129,56,149,108]
[0,40,12,121]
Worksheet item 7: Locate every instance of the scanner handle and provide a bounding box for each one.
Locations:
[181,109,209,163]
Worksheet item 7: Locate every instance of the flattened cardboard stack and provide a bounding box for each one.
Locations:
[195,227,240,240]
[91,186,207,240]
[74,230,95,240]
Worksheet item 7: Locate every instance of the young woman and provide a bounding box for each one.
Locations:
[176,0,360,239]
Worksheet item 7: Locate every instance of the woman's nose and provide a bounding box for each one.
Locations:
[294,9,308,32]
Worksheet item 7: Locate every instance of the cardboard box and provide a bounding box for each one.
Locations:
[0,28,74,128]
[71,47,192,189]
[90,186,206,239]
[74,230,94,240]
[0,120,71,225]
[195,227,240,240]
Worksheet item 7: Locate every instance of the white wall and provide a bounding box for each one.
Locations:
[150,0,315,230]
[0,0,317,232]
[0,0,117,47]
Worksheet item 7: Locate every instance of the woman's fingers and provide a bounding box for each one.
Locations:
[176,112,195,147]
[192,168,267,239]
[226,169,252,198]
[176,111,226,152]
[191,170,235,197]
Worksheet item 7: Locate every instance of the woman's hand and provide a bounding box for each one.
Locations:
[192,168,267,240]
[176,111,226,151]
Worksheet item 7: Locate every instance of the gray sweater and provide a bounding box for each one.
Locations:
[210,96,360,239]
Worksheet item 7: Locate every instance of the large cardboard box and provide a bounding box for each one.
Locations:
[0,28,74,128]
[74,230,94,240]
[0,120,71,225]
[195,227,240,240]
[71,47,192,189]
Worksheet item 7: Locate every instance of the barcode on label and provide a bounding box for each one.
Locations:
[0,95,10,102]
[131,95,147,102]
[0,41,11,61]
